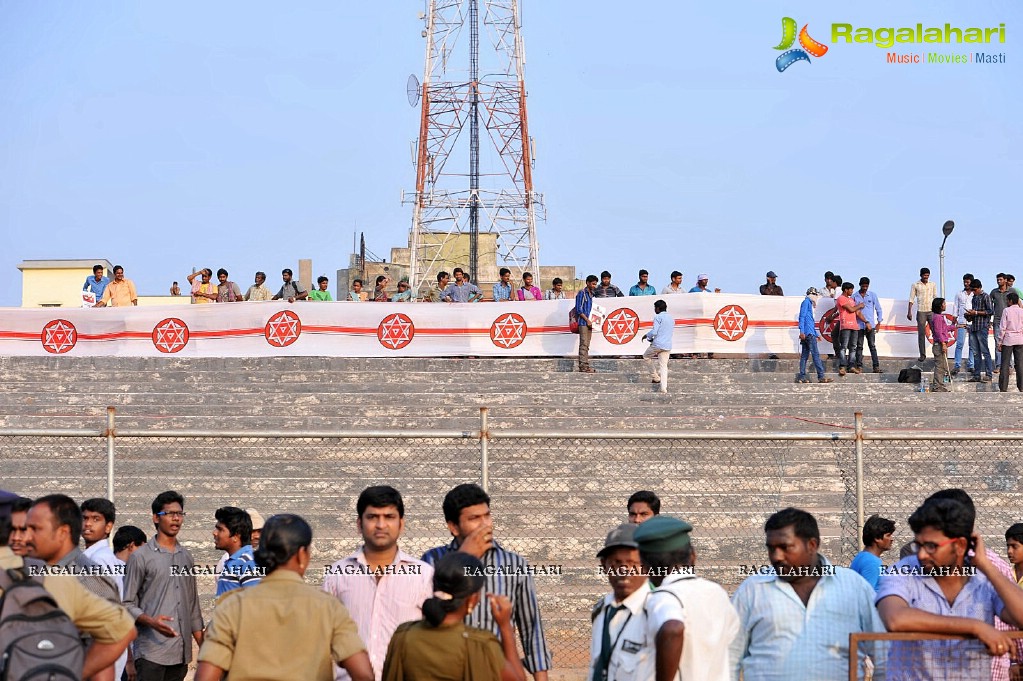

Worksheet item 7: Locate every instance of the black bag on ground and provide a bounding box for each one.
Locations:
[897,368,922,383]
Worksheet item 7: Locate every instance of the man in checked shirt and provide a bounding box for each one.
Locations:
[422,484,552,681]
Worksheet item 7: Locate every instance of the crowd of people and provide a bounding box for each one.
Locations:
[3,485,1023,681]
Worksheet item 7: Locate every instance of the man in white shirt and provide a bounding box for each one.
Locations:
[952,273,975,375]
[323,486,433,681]
[636,516,738,681]
[81,497,129,680]
[660,271,685,294]
[589,523,651,681]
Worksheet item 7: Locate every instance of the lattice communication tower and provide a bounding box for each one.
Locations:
[403,0,544,295]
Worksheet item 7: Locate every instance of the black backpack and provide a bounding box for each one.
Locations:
[0,566,84,681]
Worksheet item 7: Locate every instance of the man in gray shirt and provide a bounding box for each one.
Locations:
[122,490,204,681]
[992,273,1011,371]
[445,267,483,303]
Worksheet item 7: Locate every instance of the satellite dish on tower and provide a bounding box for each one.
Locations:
[407,74,421,107]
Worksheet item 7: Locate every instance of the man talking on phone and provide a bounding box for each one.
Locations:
[877,493,1023,680]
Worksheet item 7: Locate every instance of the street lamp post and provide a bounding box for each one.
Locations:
[939,220,955,299]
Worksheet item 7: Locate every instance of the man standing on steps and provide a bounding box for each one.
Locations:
[952,273,975,375]
[422,484,552,681]
[966,278,995,383]
[836,282,863,376]
[576,274,598,373]
[643,299,673,392]
[324,486,433,681]
[796,288,832,384]
[991,273,1011,373]
[853,277,884,374]
[907,267,937,362]
[123,490,204,681]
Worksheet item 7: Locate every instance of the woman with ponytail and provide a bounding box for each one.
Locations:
[195,514,374,681]
[382,552,526,681]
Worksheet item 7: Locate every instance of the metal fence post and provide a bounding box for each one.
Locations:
[854,411,864,538]
[106,407,116,503]
[480,407,489,492]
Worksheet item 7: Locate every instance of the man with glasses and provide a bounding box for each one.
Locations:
[122,491,204,681]
[877,496,1023,680]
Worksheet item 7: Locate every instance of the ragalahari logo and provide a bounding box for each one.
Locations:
[774,17,829,72]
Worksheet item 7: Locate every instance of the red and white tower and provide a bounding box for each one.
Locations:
[404,0,543,295]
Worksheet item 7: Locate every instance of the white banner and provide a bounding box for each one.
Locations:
[0,295,959,358]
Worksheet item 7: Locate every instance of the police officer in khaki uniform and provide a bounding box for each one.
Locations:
[196,514,374,681]
[589,523,653,681]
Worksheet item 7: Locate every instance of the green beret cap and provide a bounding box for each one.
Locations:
[633,516,693,553]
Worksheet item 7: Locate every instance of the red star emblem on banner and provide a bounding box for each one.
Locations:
[714,305,748,341]
[152,318,189,353]
[264,310,302,347]
[377,313,415,350]
[41,319,77,354]
[817,308,838,344]
[490,313,527,349]
[925,313,956,344]
[602,308,639,345]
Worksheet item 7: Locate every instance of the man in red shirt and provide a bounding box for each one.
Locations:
[837,282,864,376]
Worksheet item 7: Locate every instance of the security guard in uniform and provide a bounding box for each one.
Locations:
[589,523,654,681]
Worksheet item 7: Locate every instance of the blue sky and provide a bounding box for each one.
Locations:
[1,1,1020,307]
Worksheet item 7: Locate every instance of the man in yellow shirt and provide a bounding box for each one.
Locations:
[97,265,138,307]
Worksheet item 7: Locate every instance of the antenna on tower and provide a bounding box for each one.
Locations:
[403,0,545,297]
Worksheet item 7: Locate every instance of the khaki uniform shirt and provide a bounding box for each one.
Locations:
[0,546,135,644]
[200,569,366,681]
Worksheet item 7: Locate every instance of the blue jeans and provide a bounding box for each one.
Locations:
[994,321,1002,367]
[799,336,825,379]
[954,326,972,370]
[838,328,857,369]
[969,328,993,376]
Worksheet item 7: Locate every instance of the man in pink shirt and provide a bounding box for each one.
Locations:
[996,291,1023,392]
[322,486,433,681]
[836,282,864,376]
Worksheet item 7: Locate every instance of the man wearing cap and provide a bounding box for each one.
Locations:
[759,272,783,296]
[729,508,886,681]
[688,275,719,293]
[589,523,652,681]
[796,288,832,384]
[634,516,737,681]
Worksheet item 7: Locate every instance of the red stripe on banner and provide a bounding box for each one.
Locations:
[78,332,151,340]
[0,331,38,340]
[191,328,265,338]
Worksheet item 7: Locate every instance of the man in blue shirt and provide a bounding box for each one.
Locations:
[642,300,673,392]
[849,514,895,590]
[853,276,884,373]
[575,275,598,373]
[797,287,833,384]
[628,269,656,296]
[492,267,513,302]
[446,267,483,303]
[212,506,260,599]
[83,264,110,307]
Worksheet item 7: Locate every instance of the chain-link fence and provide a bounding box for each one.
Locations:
[3,411,1023,677]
